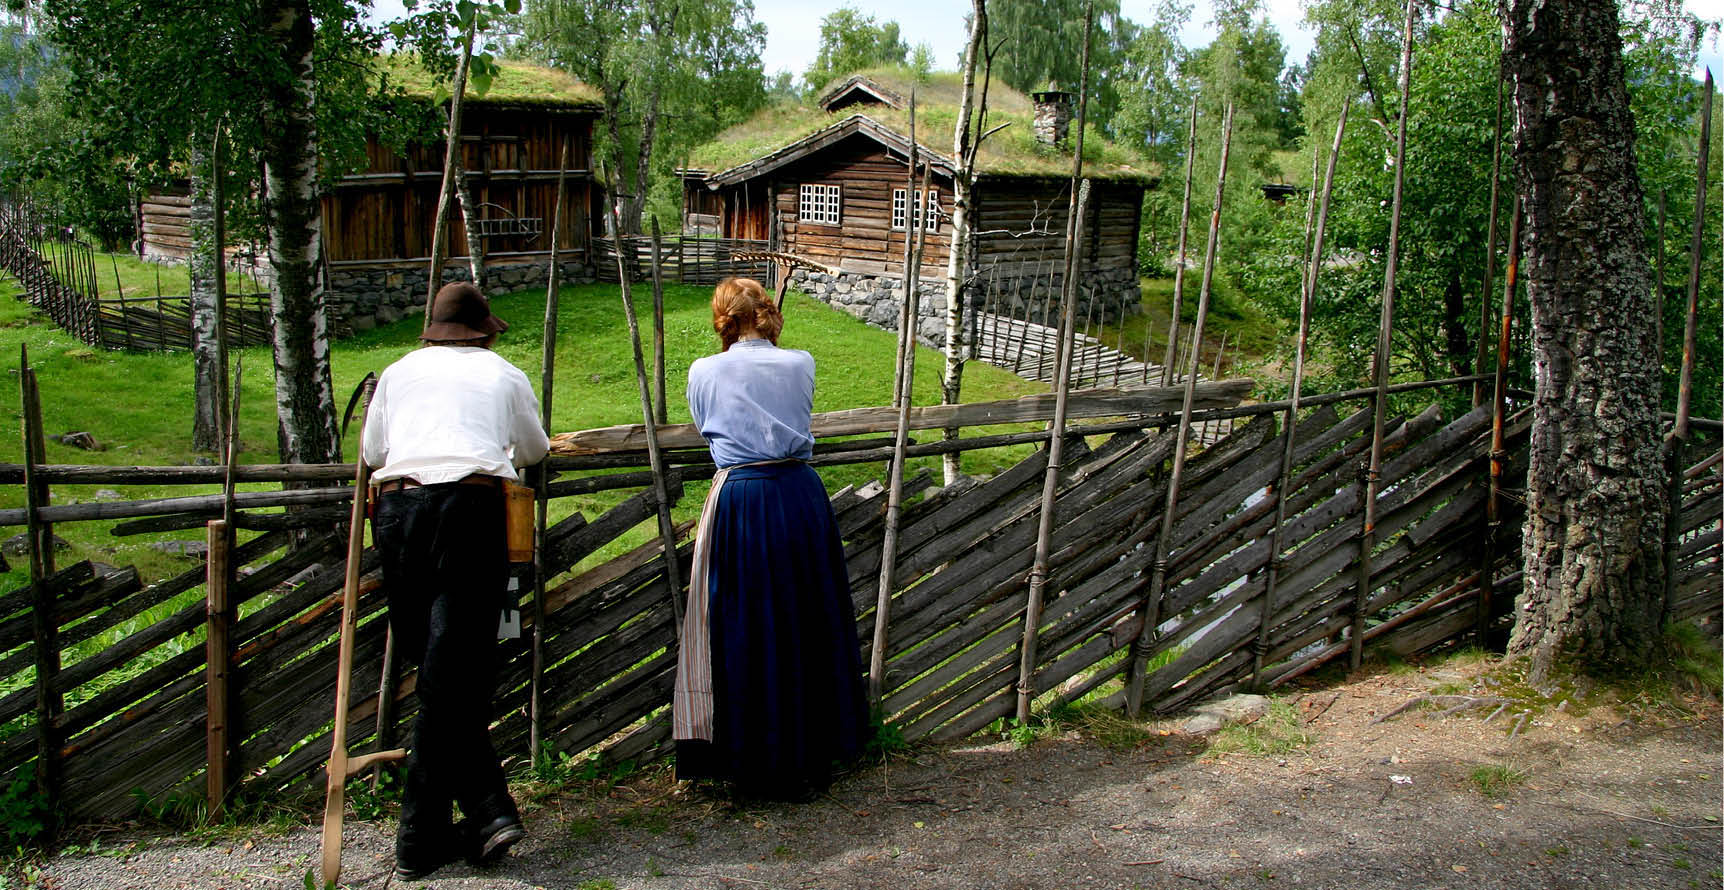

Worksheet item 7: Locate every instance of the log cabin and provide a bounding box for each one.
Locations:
[139,59,602,332]
[680,69,1157,345]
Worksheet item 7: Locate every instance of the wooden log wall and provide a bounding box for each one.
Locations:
[0,382,1716,824]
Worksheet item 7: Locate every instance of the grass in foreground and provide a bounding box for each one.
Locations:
[1207,698,1311,756]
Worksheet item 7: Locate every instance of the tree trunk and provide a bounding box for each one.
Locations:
[260,0,338,465]
[1503,0,1667,680]
[1442,268,1470,378]
[188,142,221,453]
[456,164,485,290]
[940,0,987,485]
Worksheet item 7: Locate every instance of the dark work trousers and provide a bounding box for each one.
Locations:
[372,482,518,855]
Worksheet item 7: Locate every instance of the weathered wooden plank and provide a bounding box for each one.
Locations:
[550,380,1253,455]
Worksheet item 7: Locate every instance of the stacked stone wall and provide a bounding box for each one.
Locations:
[322,258,595,334]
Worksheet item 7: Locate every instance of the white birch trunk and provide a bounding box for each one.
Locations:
[940,0,988,484]
[261,0,337,465]
[188,141,221,452]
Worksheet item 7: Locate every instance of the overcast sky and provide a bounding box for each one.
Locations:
[368,0,1721,82]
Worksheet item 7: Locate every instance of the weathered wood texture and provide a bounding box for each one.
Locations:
[0,384,1715,824]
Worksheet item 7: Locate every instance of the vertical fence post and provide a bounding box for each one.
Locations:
[649,218,668,426]
[1161,105,1199,388]
[531,136,571,761]
[1665,69,1712,622]
[1480,196,1521,644]
[204,519,233,819]
[1474,59,1506,408]
[1351,0,1418,671]
[1251,100,1348,690]
[1124,105,1234,717]
[19,345,61,820]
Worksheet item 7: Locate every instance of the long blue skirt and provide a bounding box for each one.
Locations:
[674,462,867,796]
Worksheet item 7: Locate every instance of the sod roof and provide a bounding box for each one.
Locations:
[376,55,601,109]
[688,67,1155,184]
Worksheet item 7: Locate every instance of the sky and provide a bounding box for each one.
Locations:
[368,0,1721,82]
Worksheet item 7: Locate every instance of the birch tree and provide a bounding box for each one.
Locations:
[938,0,987,484]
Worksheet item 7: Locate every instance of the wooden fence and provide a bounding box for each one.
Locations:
[0,199,273,352]
[593,236,774,286]
[0,377,1718,823]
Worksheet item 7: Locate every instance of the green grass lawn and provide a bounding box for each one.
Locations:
[1089,276,1280,381]
[0,278,1045,592]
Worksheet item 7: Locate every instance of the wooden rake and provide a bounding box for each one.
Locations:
[320,373,406,886]
[729,249,840,310]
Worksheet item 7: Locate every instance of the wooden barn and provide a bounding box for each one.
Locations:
[680,70,1157,334]
[140,60,602,329]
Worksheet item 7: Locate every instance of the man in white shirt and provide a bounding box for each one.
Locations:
[362,282,549,880]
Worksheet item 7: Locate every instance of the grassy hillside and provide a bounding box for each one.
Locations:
[0,279,1044,588]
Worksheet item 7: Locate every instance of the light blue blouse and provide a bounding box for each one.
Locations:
[687,339,817,468]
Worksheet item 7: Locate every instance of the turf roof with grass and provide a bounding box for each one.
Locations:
[687,67,1156,183]
[375,55,601,109]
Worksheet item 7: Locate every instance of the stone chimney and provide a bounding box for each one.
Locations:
[1031,84,1075,146]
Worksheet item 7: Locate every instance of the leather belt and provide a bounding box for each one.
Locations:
[375,473,503,495]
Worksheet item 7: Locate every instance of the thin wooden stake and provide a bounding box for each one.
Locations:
[1016,0,1096,724]
[1161,104,1200,387]
[532,135,572,760]
[608,198,684,628]
[423,21,476,328]
[1666,69,1712,620]
[203,518,232,820]
[19,345,60,821]
[870,150,934,708]
[1351,0,1418,672]
[649,217,668,426]
[1251,100,1349,690]
[1481,195,1522,642]
[1474,59,1505,407]
[892,89,919,409]
[1124,104,1235,717]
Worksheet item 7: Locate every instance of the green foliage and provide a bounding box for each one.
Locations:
[517,0,768,232]
[0,781,47,849]
[345,767,403,821]
[129,787,205,830]
[803,6,908,92]
[987,0,1135,134]
[1469,763,1527,798]
[1207,699,1311,755]
[301,868,336,890]
[863,712,908,760]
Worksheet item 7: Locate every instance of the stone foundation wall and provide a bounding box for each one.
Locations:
[790,265,1139,349]
[325,257,595,334]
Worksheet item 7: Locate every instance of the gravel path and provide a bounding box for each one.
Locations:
[44,662,1723,890]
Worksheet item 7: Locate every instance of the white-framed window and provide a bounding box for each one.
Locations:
[798,183,842,225]
[891,188,940,232]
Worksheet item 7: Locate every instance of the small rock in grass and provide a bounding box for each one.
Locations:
[1180,693,1271,735]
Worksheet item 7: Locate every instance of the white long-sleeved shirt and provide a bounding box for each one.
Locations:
[361,346,550,484]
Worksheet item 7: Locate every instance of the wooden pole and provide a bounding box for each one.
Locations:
[1161,104,1199,387]
[19,345,60,820]
[608,198,685,628]
[1123,104,1235,717]
[203,518,232,820]
[1016,3,1096,724]
[531,136,571,760]
[892,90,919,410]
[1673,69,1711,442]
[320,376,404,887]
[1350,0,1418,672]
[1665,69,1712,620]
[1480,195,1521,643]
[649,217,668,426]
[1473,59,1505,407]
[422,21,476,328]
[869,153,934,708]
[1251,100,1348,690]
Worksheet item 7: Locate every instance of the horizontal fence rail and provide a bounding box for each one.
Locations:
[592,236,774,286]
[0,378,1717,823]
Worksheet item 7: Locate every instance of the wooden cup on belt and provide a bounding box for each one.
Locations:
[504,480,536,563]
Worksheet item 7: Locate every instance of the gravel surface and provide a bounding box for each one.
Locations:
[44,661,1723,890]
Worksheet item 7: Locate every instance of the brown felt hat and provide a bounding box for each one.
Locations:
[421,281,508,341]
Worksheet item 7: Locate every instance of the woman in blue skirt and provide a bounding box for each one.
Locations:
[672,277,867,798]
